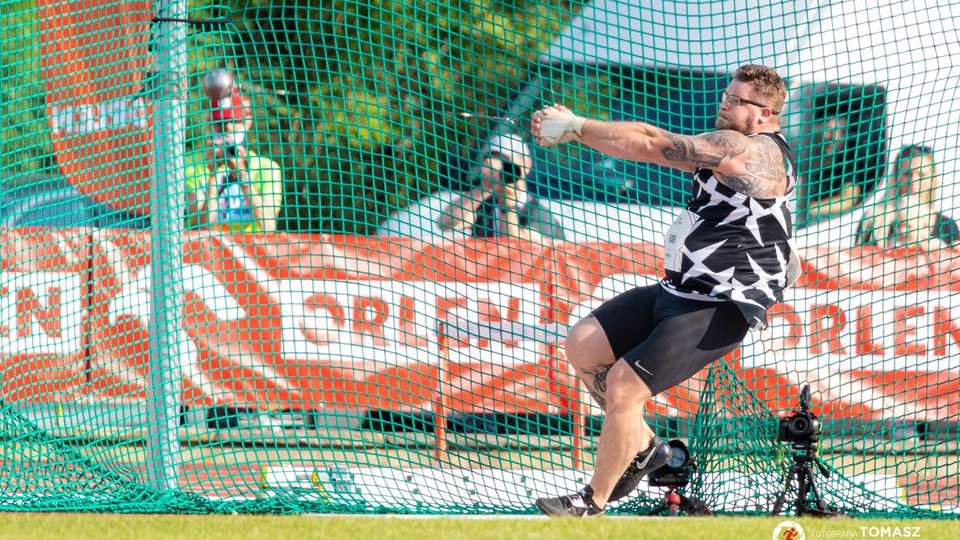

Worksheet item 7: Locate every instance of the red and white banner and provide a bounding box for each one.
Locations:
[0,230,956,422]
[38,1,154,215]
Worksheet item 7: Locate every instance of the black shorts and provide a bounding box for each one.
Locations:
[591,284,749,396]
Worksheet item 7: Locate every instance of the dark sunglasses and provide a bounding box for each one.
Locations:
[499,161,524,184]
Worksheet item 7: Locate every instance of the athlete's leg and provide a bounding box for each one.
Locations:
[585,360,655,508]
[536,287,663,517]
[563,316,618,410]
[539,288,748,516]
[589,292,749,507]
[563,285,659,411]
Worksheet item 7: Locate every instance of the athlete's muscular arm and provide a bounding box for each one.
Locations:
[577,120,787,198]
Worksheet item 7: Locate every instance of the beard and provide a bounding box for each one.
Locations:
[714,115,755,134]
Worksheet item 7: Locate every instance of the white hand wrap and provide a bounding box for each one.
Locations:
[538,109,586,147]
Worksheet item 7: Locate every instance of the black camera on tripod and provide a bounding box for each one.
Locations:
[771,384,839,517]
[648,439,694,488]
[645,439,710,516]
[777,384,820,445]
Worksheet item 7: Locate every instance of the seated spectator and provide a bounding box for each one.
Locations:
[440,133,565,242]
[183,84,283,233]
[856,144,959,250]
[798,115,862,225]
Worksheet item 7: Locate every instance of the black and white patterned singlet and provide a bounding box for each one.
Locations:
[661,132,799,330]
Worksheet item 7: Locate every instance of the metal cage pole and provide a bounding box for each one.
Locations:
[145,0,189,492]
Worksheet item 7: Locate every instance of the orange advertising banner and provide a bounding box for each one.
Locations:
[0,231,957,423]
[38,1,154,215]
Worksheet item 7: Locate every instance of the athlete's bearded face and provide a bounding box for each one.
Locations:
[715,81,773,134]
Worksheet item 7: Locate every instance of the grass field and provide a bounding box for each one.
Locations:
[4,429,956,538]
[0,514,956,540]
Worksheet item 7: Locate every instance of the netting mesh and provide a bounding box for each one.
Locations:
[0,0,957,517]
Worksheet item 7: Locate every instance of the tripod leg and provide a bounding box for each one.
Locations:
[796,466,808,516]
[806,465,831,514]
[795,463,836,516]
[647,500,668,516]
[771,467,796,516]
[679,494,711,516]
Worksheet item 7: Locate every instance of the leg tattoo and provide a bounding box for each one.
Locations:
[582,366,610,410]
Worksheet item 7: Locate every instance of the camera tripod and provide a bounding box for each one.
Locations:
[771,444,837,517]
[647,485,710,517]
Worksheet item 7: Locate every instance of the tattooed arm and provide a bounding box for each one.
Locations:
[569,117,787,198]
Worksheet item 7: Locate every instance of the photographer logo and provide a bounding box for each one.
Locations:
[773,520,806,540]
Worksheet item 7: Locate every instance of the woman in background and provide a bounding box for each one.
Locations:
[857,145,959,250]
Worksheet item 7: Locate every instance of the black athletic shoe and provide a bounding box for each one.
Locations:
[607,437,673,502]
[536,486,605,517]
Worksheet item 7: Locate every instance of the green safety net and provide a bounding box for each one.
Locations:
[0,0,957,517]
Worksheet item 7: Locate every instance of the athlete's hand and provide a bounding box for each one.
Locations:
[531,104,586,148]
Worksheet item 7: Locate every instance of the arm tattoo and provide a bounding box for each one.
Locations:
[722,136,787,198]
[660,130,746,169]
[581,366,609,410]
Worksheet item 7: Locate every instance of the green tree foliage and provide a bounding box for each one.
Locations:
[0,0,582,233]
[220,0,583,233]
[0,0,57,179]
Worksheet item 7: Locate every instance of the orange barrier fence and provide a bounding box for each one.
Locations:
[1,229,957,425]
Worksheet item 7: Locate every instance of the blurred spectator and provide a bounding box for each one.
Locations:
[440,133,565,242]
[184,86,283,233]
[856,144,959,250]
[798,114,861,224]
